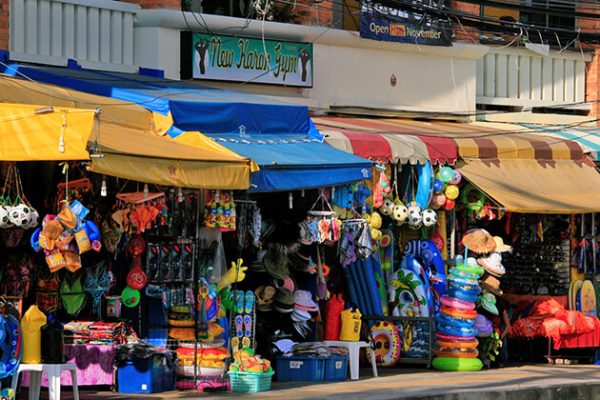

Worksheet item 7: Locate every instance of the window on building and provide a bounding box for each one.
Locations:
[520,0,576,31]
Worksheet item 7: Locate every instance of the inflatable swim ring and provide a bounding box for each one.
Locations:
[432,357,483,372]
[436,332,475,342]
[454,263,484,277]
[416,161,434,209]
[441,305,478,320]
[436,314,475,329]
[436,323,477,338]
[370,321,401,367]
[434,348,480,358]
[447,275,478,286]
[0,314,22,379]
[449,268,480,281]
[436,338,479,349]
[446,288,479,303]
[448,282,482,295]
[440,295,475,310]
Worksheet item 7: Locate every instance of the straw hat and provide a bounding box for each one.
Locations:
[461,229,496,254]
[480,273,503,296]
[493,236,512,253]
[263,245,290,279]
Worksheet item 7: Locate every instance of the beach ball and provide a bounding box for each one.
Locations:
[450,170,462,185]
[433,179,445,193]
[439,167,455,183]
[432,193,446,210]
[445,185,459,200]
[444,198,456,210]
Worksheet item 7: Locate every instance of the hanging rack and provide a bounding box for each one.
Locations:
[308,190,337,218]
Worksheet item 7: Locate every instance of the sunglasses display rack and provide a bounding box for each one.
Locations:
[502,239,570,296]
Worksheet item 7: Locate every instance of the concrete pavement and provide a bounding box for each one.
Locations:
[19,364,600,399]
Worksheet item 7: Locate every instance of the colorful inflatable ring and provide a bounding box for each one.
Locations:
[449,268,480,281]
[448,282,482,295]
[434,348,480,358]
[0,314,22,379]
[436,339,479,349]
[446,288,479,303]
[440,295,476,310]
[436,323,478,338]
[436,332,475,342]
[432,357,483,372]
[454,264,484,276]
[447,275,478,286]
[441,305,478,320]
[436,315,475,329]
[370,321,401,367]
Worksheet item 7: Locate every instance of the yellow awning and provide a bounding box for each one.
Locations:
[88,121,251,189]
[458,158,600,214]
[0,76,254,188]
[0,103,94,161]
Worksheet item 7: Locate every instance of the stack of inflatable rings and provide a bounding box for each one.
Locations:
[432,264,484,372]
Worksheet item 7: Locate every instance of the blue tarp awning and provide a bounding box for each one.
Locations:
[2,64,372,191]
[210,134,373,192]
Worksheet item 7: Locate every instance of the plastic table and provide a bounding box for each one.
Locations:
[323,340,378,380]
[12,363,79,400]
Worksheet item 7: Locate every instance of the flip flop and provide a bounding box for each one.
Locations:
[235,291,244,314]
[243,314,253,337]
[231,336,240,353]
[244,290,255,314]
[242,336,251,348]
[234,315,244,338]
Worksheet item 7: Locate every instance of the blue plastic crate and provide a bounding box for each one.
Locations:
[118,356,176,394]
[276,356,325,381]
[324,355,348,381]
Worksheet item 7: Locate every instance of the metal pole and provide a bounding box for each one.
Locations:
[450,209,456,259]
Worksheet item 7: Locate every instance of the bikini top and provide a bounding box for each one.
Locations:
[38,275,60,292]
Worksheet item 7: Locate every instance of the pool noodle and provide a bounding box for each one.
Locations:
[348,260,369,316]
[342,266,360,311]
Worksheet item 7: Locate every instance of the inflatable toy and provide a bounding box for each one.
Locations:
[436,323,477,338]
[441,305,477,320]
[432,357,483,371]
[370,321,401,367]
[436,338,479,349]
[446,288,479,303]
[404,240,446,308]
[434,348,479,358]
[440,295,475,310]
[448,282,481,296]
[436,332,476,342]
[0,314,22,379]
[435,314,475,329]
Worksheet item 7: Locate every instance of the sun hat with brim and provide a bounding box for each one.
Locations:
[492,236,512,253]
[294,290,318,309]
[121,286,140,308]
[255,285,276,306]
[274,276,296,293]
[461,229,496,254]
[275,287,295,305]
[477,253,506,277]
[479,292,499,316]
[480,273,503,296]
[474,315,493,337]
[263,248,290,279]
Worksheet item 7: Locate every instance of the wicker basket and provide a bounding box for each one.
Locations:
[228,371,274,393]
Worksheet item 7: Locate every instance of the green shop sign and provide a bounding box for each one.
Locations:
[192,33,313,87]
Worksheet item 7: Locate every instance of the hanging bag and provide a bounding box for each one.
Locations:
[340,307,362,342]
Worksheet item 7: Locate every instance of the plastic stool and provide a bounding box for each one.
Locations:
[11,363,79,400]
[324,340,378,380]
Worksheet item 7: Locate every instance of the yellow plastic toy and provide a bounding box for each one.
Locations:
[217,258,248,291]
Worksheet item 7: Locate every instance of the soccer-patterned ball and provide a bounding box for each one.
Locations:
[422,209,438,227]
[26,207,39,229]
[407,205,422,227]
[380,199,394,216]
[9,204,31,228]
[392,204,408,222]
[0,206,10,229]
